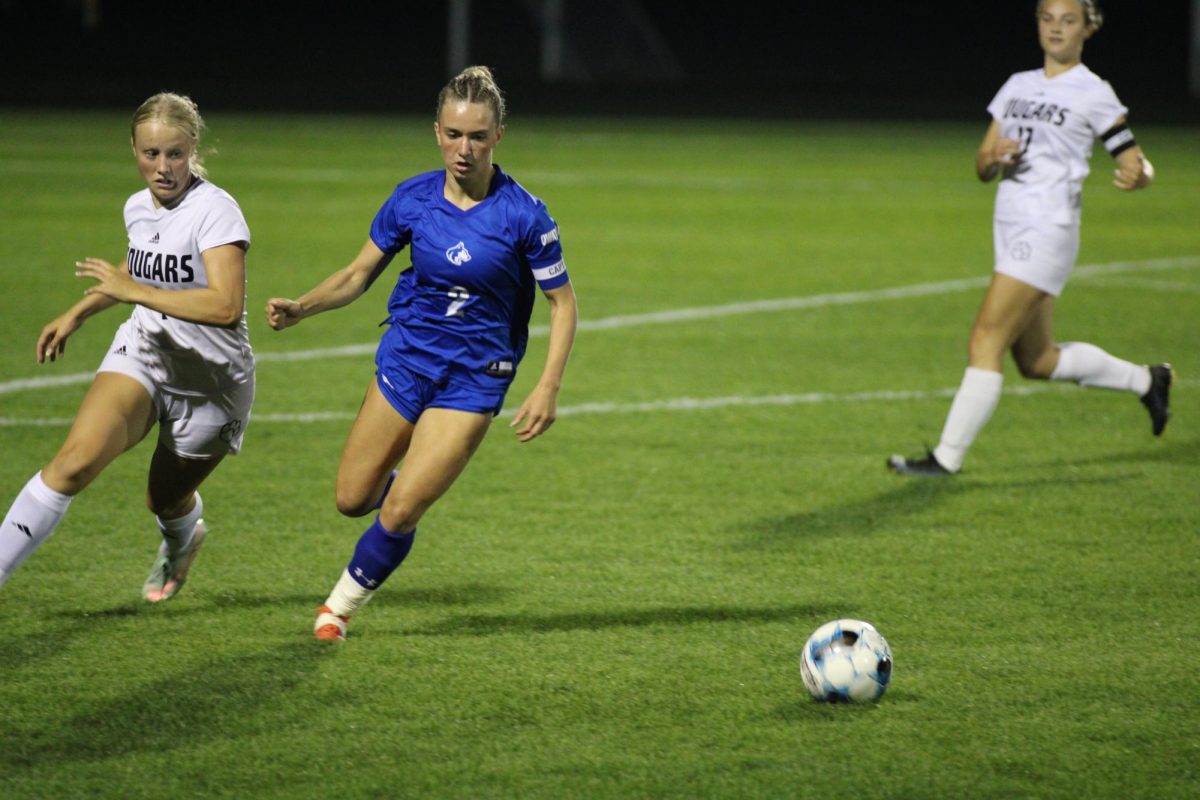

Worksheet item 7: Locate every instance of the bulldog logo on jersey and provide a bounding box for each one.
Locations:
[445,241,472,266]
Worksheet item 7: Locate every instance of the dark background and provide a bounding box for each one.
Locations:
[1,0,1195,122]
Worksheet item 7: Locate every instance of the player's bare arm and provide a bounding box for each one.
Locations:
[1112,149,1152,191]
[976,120,1023,183]
[35,288,121,364]
[266,239,394,330]
[510,281,578,442]
[1101,116,1153,191]
[76,242,248,327]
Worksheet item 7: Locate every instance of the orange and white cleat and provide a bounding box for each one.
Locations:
[314,605,349,641]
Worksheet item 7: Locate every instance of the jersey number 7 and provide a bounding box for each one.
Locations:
[446,286,470,317]
[1016,126,1035,153]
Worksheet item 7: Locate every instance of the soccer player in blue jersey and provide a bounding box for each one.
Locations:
[265,66,578,640]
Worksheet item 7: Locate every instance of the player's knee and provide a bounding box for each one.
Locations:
[378,496,425,533]
[1016,359,1051,380]
[335,496,373,518]
[1015,349,1057,380]
[1015,360,1039,379]
[43,444,103,495]
[335,486,375,518]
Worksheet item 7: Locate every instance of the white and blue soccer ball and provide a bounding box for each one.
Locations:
[800,618,893,703]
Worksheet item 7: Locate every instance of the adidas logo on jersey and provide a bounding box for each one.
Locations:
[11,521,32,537]
[149,232,160,243]
[445,241,472,266]
[113,345,127,356]
[485,360,514,377]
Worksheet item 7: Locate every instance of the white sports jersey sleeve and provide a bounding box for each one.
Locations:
[987,65,1128,225]
[1080,79,1127,140]
[123,180,254,392]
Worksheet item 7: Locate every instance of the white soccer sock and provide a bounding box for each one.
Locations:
[1051,342,1150,395]
[324,568,376,617]
[0,471,74,585]
[933,367,1004,472]
[156,492,203,558]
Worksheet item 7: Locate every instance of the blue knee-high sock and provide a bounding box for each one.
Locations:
[346,517,415,590]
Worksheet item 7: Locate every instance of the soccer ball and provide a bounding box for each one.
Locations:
[800,618,893,703]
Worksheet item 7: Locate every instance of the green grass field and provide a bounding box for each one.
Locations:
[1,110,1197,799]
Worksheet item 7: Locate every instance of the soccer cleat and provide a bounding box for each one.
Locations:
[314,605,349,641]
[1140,363,1173,436]
[142,519,207,603]
[887,450,955,477]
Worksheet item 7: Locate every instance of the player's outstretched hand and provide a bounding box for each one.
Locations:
[265,298,304,330]
[510,384,558,443]
[36,312,82,364]
[76,257,139,303]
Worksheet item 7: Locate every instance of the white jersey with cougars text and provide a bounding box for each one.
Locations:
[987,64,1127,225]
[123,179,253,391]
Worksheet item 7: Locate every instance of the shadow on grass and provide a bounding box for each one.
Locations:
[145,582,515,614]
[773,688,919,721]
[1,641,331,768]
[1040,437,1200,469]
[406,602,833,637]
[359,582,516,609]
[0,582,512,672]
[743,471,1139,545]
[743,479,966,544]
[0,601,149,673]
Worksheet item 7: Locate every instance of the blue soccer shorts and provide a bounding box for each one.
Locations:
[374,361,507,424]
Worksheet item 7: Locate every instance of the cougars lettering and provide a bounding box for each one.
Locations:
[126,248,195,283]
[1001,97,1069,126]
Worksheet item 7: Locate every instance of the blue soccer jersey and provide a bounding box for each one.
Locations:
[369,166,569,392]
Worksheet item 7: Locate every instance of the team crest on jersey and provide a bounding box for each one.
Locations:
[445,241,472,266]
[1010,241,1033,261]
[220,418,243,443]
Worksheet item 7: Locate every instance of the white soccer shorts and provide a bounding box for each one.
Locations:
[992,219,1081,297]
[96,320,254,458]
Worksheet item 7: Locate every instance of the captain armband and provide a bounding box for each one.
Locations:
[1100,123,1136,157]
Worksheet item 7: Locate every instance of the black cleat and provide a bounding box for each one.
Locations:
[1140,363,1174,436]
[887,450,955,477]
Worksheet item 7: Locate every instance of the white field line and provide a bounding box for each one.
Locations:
[2,381,1196,429]
[1081,277,1200,294]
[2,255,1196,399]
[0,385,1045,428]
